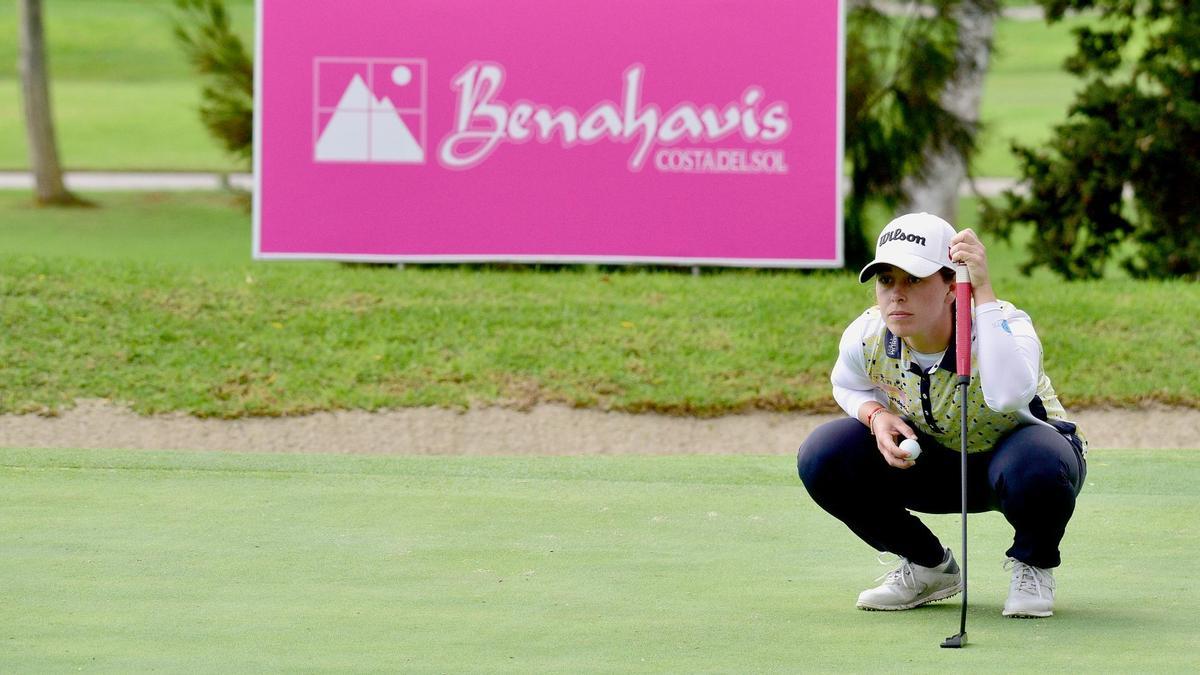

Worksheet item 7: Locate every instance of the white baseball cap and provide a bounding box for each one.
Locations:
[858,212,957,283]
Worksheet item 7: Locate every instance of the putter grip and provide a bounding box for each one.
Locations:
[955,263,972,378]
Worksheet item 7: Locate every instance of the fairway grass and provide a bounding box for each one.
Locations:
[1,448,1197,671]
[974,14,1093,177]
[0,82,243,173]
[0,0,255,172]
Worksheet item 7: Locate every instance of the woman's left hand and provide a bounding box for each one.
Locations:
[949,228,996,304]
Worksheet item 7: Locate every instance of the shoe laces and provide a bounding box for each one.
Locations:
[875,553,916,589]
[1004,558,1055,598]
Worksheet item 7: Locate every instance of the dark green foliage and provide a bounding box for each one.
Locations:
[986,0,1200,280]
[171,0,252,165]
[843,2,992,268]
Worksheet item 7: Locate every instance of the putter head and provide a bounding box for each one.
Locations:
[940,632,966,649]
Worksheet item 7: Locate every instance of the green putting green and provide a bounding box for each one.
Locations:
[2,448,1196,671]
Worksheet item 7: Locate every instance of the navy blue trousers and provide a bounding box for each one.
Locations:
[797,418,1086,569]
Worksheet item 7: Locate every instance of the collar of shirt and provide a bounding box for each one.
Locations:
[883,302,962,374]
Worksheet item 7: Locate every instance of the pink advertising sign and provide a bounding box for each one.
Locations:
[254,0,844,267]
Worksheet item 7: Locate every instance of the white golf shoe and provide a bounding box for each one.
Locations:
[1003,558,1055,618]
[856,548,962,611]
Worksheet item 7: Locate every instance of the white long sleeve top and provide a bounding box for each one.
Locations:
[833,301,1039,417]
[829,300,1081,453]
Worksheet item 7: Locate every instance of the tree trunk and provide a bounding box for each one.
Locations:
[902,2,995,223]
[17,0,80,205]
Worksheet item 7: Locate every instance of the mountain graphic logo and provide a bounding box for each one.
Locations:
[314,59,427,164]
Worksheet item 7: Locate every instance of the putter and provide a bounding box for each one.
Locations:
[941,262,972,649]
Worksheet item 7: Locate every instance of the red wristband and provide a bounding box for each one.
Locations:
[865,407,887,435]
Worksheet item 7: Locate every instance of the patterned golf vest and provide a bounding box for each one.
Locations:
[860,303,1078,454]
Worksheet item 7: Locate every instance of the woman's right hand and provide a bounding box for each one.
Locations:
[870,412,919,469]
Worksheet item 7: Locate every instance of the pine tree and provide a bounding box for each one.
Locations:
[986,0,1200,280]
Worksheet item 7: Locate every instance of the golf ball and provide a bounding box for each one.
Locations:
[899,438,922,460]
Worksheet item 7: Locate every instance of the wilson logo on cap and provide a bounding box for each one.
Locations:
[878,229,927,247]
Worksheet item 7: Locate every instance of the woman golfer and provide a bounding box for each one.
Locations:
[797,212,1087,618]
